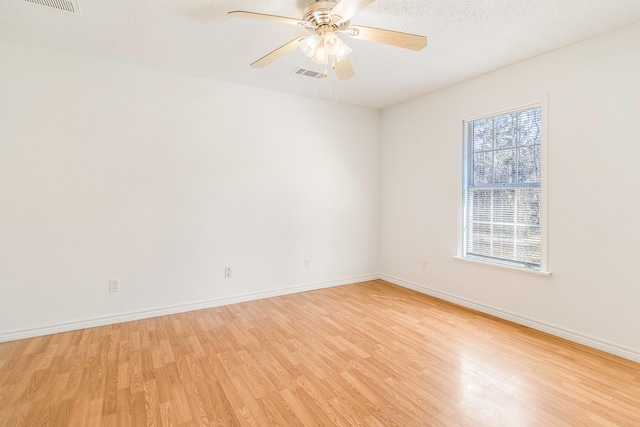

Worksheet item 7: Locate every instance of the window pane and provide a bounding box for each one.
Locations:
[470,223,491,257]
[494,149,516,184]
[495,113,516,149]
[471,189,491,222]
[517,146,541,183]
[474,152,493,185]
[516,189,540,226]
[493,189,515,223]
[517,108,541,146]
[516,226,541,264]
[473,118,493,151]
[492,225,515,260]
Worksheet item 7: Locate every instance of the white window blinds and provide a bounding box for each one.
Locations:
[463,107,542,269]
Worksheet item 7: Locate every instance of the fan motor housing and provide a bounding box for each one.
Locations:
[303,1,349,30]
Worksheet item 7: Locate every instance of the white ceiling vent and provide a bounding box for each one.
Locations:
[23,0,80,15]
[292,67,326,80]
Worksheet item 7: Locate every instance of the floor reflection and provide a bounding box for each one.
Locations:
[459,351,530,426]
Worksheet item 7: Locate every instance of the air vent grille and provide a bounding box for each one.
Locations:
[23,0,80,14]
[292,67,326,79]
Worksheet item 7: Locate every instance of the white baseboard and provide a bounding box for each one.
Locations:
[0,274,379,343]
[4,273,639,364]
[380,274,640,364]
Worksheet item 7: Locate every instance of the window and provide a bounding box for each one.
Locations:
[462,105,543,270]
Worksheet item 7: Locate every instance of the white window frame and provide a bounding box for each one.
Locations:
[458,98,549,275]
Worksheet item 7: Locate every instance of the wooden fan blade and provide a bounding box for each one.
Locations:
[334,57,355,80]
[228,11,307,27]
[251,38,304,68]
[330,0,377,22]
[347,25,427,50]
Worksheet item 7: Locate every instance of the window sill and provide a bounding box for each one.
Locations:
[453,256,552,276]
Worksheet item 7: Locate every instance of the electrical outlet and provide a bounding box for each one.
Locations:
[224,267,232,278]
[109,279,119,292]
[304,259,310,268]
[422,260,428,270]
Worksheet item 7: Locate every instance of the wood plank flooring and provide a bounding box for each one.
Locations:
[0,280,639,426]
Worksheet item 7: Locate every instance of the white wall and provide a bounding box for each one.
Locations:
[3,21,640,361]
[380,21,640,359]
[0,40,380,338]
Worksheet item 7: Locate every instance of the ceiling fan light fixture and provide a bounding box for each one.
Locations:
[311,45,328,64]
[325,33,352,62]
[300,32,351,66]
[301,33,329,64]
[300,34,321,57]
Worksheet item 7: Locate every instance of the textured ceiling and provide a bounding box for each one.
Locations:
[2,0,640,109]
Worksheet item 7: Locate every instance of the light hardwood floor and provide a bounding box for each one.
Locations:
[0,280,638,426]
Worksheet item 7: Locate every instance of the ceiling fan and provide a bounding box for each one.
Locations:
[228,0,427,80]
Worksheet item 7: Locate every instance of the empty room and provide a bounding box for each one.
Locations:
[1,0,639,425]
